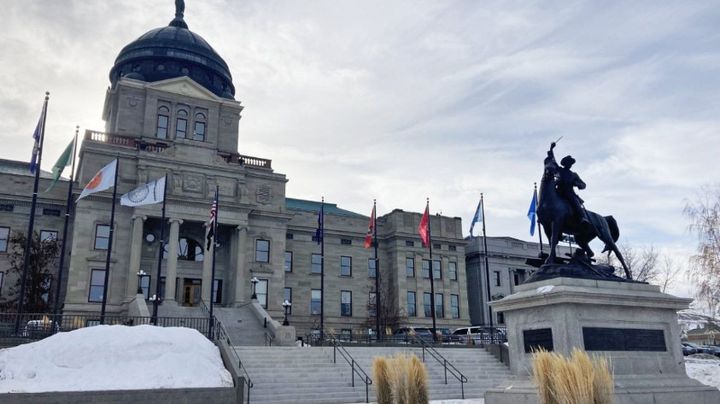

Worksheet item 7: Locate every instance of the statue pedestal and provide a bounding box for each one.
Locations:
[484,277,720,404]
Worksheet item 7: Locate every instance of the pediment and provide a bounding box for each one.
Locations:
[147,77,221,102]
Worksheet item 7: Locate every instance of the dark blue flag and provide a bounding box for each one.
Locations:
[315,200,324,244]
[29,108,45,174]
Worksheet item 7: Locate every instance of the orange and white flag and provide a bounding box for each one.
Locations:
[77,159,117,202]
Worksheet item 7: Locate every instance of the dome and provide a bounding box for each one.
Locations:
[109,6,235,99]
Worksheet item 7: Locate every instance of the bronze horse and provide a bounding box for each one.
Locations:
[538,150,632,279]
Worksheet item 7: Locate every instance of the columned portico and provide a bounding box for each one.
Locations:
[165,218,183,303]
[233,225,248,305]
[126,215,146,300]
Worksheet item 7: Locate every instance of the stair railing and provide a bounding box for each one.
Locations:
[215,317,254,403]
[408,333,468,399]
[325,330,373,403]
[263,331,274,346]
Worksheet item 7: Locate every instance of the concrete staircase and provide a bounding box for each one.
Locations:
[234,345,511,403]
[214,305,268,346]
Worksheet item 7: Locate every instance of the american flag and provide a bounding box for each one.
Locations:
[206,191,218,250]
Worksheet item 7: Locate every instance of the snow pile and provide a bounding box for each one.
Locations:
[0,325,233,393]
[686,357,720,390]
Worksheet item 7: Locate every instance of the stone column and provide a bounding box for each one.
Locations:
[126,215,146,300]
[165,218,183,304]
[201,222,213,302]
[233,226,248,305]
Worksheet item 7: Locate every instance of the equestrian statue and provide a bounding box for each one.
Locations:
[535,141,632,280]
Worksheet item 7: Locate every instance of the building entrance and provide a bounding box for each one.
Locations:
[182,278,202,306]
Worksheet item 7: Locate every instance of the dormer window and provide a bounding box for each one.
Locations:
[156,106,170,139]
[193,113,206,141]
[176,109,188,139]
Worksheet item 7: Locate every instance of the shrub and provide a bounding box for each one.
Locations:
[372,353,429,404]
[532,348,614,404]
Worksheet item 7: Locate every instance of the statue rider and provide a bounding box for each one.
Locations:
[548,142,590,226]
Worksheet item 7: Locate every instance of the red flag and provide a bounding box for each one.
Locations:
[364,204,376,248]
[418,204,430,248]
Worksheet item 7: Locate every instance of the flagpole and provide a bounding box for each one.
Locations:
[481,193,493,332]
[53,125,79,323]
[373,199,381,342]
[535,183,544,256]
[319,197,325,342]
[208,185,219,339]
[100,159,119,325]
[151,174,168,325]
[15,92,49,335]
[427,198,437,342]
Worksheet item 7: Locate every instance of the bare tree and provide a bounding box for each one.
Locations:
[684,185,720,317]
[657,255,683,294]
[363,274,406,337]
[0,231,59,313]
[599,241,659,282]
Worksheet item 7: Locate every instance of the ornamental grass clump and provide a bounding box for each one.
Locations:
[372,353,429,404]
[531,348,614,404]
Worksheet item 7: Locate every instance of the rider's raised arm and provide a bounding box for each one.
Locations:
[574,173,586,190]
[546,142,559,168]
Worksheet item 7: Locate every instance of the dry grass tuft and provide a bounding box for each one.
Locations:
[407,355,429,404]
[372,353,429,404]
[372,356,392,404]
[532,348,614,404]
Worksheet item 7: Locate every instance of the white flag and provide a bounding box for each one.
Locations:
[77,160,117,202]
[121,176,166,207]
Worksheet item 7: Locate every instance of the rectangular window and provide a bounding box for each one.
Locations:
[435,293,444,318]
[42,208,61,216]
[368,292,377,317]
[156,114,169,138]
[449,262,457,281]
[407,291,416,317]
[450,294,460,319]
[494,271,501,287]
[284,287,292,314]
[40,230,58,243]
[193,121,206,141]
[286,233,294,239]
[423,293,432,317]
[448,245,457,251]
[311,254,322,274]
[432,260,442,280]
[94,224,110,250]
[88,269,106,303]
[159,277,166,300]
[140,275,151,300]
[284,251,293,272]
[340,256,352,277]
[176,118,187,138]
[497,312,505,324]
[311,289,322,315]
[256,279,268,309]
[433,243,441,250]
[514,272,520,286]
[213,279,223,304]
[405,240,414,247]
[0,204,13,212]
[0,227,9,252]
[422,259,430,278]
[341,238,352,245]
[341,290,352,316]
[368,258,376,278]
[255,239,270,262]
[406,258,415,278]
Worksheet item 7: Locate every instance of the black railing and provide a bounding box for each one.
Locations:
[216,320,253,404]
[0,312,211,341]
[324,331,373,403]
[407,332,468,399]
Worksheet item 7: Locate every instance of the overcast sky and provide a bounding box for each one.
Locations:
[1,1,718,298]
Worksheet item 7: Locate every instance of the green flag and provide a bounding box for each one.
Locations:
[45,139,74,192]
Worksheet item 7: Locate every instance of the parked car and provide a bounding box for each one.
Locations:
[452,326,505,345]
[681,342,698,356]
[393,327,435,343]
[699,345,720,357]
[22,320,60,338]
[683,342,713,355]
[435,328,458,343]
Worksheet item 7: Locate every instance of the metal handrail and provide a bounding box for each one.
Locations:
[409,333,468,399]
[216,319,254,404]
[325,331,373,403]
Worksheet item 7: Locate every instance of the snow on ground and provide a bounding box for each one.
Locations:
[0,325,233,393]
[686,357,720,390]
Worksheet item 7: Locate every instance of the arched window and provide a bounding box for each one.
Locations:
[156,106,170,139]
[175,109,188,139]
[193,113,206,141]
[163,238,205,262]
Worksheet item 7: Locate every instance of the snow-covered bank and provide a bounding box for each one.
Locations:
[686,357,720,390]
[0,325,233,393]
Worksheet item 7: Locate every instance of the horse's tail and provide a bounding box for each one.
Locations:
[599,215,620,253]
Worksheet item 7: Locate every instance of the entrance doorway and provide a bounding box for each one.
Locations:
[182,278,202,306]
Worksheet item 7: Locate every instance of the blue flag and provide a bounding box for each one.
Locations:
[315,200,324,245]
[469,199,482,236]
[528,190,538,236]
[29,108,45,174]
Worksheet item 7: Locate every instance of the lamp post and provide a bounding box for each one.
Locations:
[282,300,292,326]
[250,277,259,300]
[136,270,148,296]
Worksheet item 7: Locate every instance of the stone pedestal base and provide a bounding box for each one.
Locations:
[484,277,720,403]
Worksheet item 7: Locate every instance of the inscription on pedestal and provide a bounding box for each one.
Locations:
[523,328,554,353]
[582,327,666,351]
